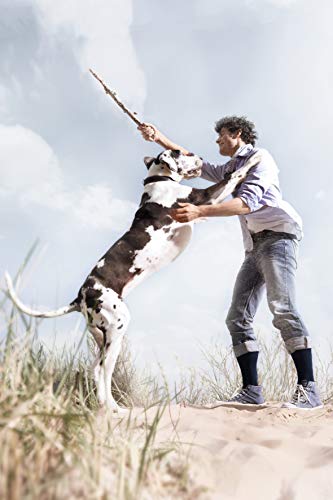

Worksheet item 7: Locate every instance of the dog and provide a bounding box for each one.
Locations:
[5,149,261,414]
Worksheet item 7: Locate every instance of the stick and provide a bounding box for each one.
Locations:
[89,68,143,126]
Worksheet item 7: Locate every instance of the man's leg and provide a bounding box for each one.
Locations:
[258,236,322,408]
[226,250,265,390]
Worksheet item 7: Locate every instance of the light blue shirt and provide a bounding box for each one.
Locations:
[201,144,303,251]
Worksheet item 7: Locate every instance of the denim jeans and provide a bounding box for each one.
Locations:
[226,232,310,357]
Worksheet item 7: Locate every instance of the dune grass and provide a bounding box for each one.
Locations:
[0,314,204,499]
[0,250,203,499]
[1,250,332,498]
[174,335,333,406]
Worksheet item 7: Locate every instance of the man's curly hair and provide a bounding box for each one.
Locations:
[215,116,258,146]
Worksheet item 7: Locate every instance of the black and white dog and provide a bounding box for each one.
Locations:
[5,149,261,414]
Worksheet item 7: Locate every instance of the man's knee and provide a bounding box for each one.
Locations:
[270,304,303,331]
[226,307,253,333]
[225,308,238,332]
[269,301,310,346]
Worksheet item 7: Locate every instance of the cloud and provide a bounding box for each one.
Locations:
[0,124,63,202]
[314,190,326,201]
[196,0,299,12]
[34,0,146,113]
[72,184,137,231]
[0,85,11,118]
[246,0,299,7]
[0,124,136,230]
[194,0,300,27]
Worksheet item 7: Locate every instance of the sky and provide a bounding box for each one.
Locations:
[1,0,332,382]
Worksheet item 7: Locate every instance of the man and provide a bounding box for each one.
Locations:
[138,116,322,409]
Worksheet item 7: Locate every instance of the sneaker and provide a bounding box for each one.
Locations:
[282,381,323,410]
[212,385,266,408]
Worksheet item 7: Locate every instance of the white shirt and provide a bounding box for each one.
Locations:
[201,144,303,251]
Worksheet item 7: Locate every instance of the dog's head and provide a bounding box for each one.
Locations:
[144,150,202,181]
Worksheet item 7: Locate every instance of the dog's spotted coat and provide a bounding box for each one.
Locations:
[6,149,261,414]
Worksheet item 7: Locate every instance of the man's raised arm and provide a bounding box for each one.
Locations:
[137,123,190,155]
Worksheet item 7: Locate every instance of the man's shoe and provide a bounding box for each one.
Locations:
[282,381,323,410]
[213,385,266,408]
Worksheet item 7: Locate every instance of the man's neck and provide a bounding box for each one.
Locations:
[231,141,247,157]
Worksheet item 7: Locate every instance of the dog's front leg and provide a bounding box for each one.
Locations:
[186,152,263,208]
[205,152,263,205]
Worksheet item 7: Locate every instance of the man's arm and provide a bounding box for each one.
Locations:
[235,149,278,212]
[172,149,277,222]
[138,122,230,182]
[201,198,251,216]
[138,123,190,155]
[171,198,251,222]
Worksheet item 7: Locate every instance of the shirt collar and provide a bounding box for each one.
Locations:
[232,143,254,158]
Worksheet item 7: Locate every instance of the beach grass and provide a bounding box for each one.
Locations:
[0,312,204,499]
[1,253,332,498]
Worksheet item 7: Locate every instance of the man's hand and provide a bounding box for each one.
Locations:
[137,122,190,155]
[138,123,161,142]
[171,203,203,222]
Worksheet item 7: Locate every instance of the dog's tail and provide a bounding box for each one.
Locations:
[4,272,80,318]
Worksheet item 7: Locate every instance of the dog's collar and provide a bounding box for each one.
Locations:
[143,175,177,186]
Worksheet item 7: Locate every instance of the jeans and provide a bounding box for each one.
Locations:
[226,231,310,357]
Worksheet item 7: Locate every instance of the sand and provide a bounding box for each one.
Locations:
[133,403,333,500]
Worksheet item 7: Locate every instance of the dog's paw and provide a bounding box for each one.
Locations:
[116,407,130,417]
[102,401,130,418]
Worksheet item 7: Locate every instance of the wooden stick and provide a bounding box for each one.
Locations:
[89,68,143,126]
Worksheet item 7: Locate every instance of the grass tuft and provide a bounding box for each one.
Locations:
[1,254,332,498]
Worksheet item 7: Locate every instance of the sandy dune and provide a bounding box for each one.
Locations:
[133,403,333,499]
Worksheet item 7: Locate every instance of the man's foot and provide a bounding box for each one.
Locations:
[214,385,266,408]
[282,381,323,410]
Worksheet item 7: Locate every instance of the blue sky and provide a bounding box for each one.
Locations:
[1,0,332,380]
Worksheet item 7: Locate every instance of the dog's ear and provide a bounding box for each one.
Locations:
[144,156,155,169]
[159,150,203,178]
[158,150,178,172]
[170,150,181,159]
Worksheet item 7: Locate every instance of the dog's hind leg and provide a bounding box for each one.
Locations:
[103,328,128,414]
[88,324,108,405]
[88,299,131,414]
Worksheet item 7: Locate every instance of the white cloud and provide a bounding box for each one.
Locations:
[0,85,11,118]
[0,124,136,230]
[0,124,64,203]
[246,0,299,7]
[315,190,326,200]
[35,0,146,113]
[72,184,136,231]
[194,0,300,24]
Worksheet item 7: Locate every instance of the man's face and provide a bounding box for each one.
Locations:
[216,127,241,157]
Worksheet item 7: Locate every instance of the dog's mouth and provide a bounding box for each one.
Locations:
[155,150,202,179]
[181,167,202,179]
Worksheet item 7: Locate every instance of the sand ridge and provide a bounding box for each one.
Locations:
[132,403,333,499]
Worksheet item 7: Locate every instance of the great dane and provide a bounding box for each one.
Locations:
[5,149,261,414]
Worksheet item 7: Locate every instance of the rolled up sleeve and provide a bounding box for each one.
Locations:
[237,150,278,212]
[200,160,229,182]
